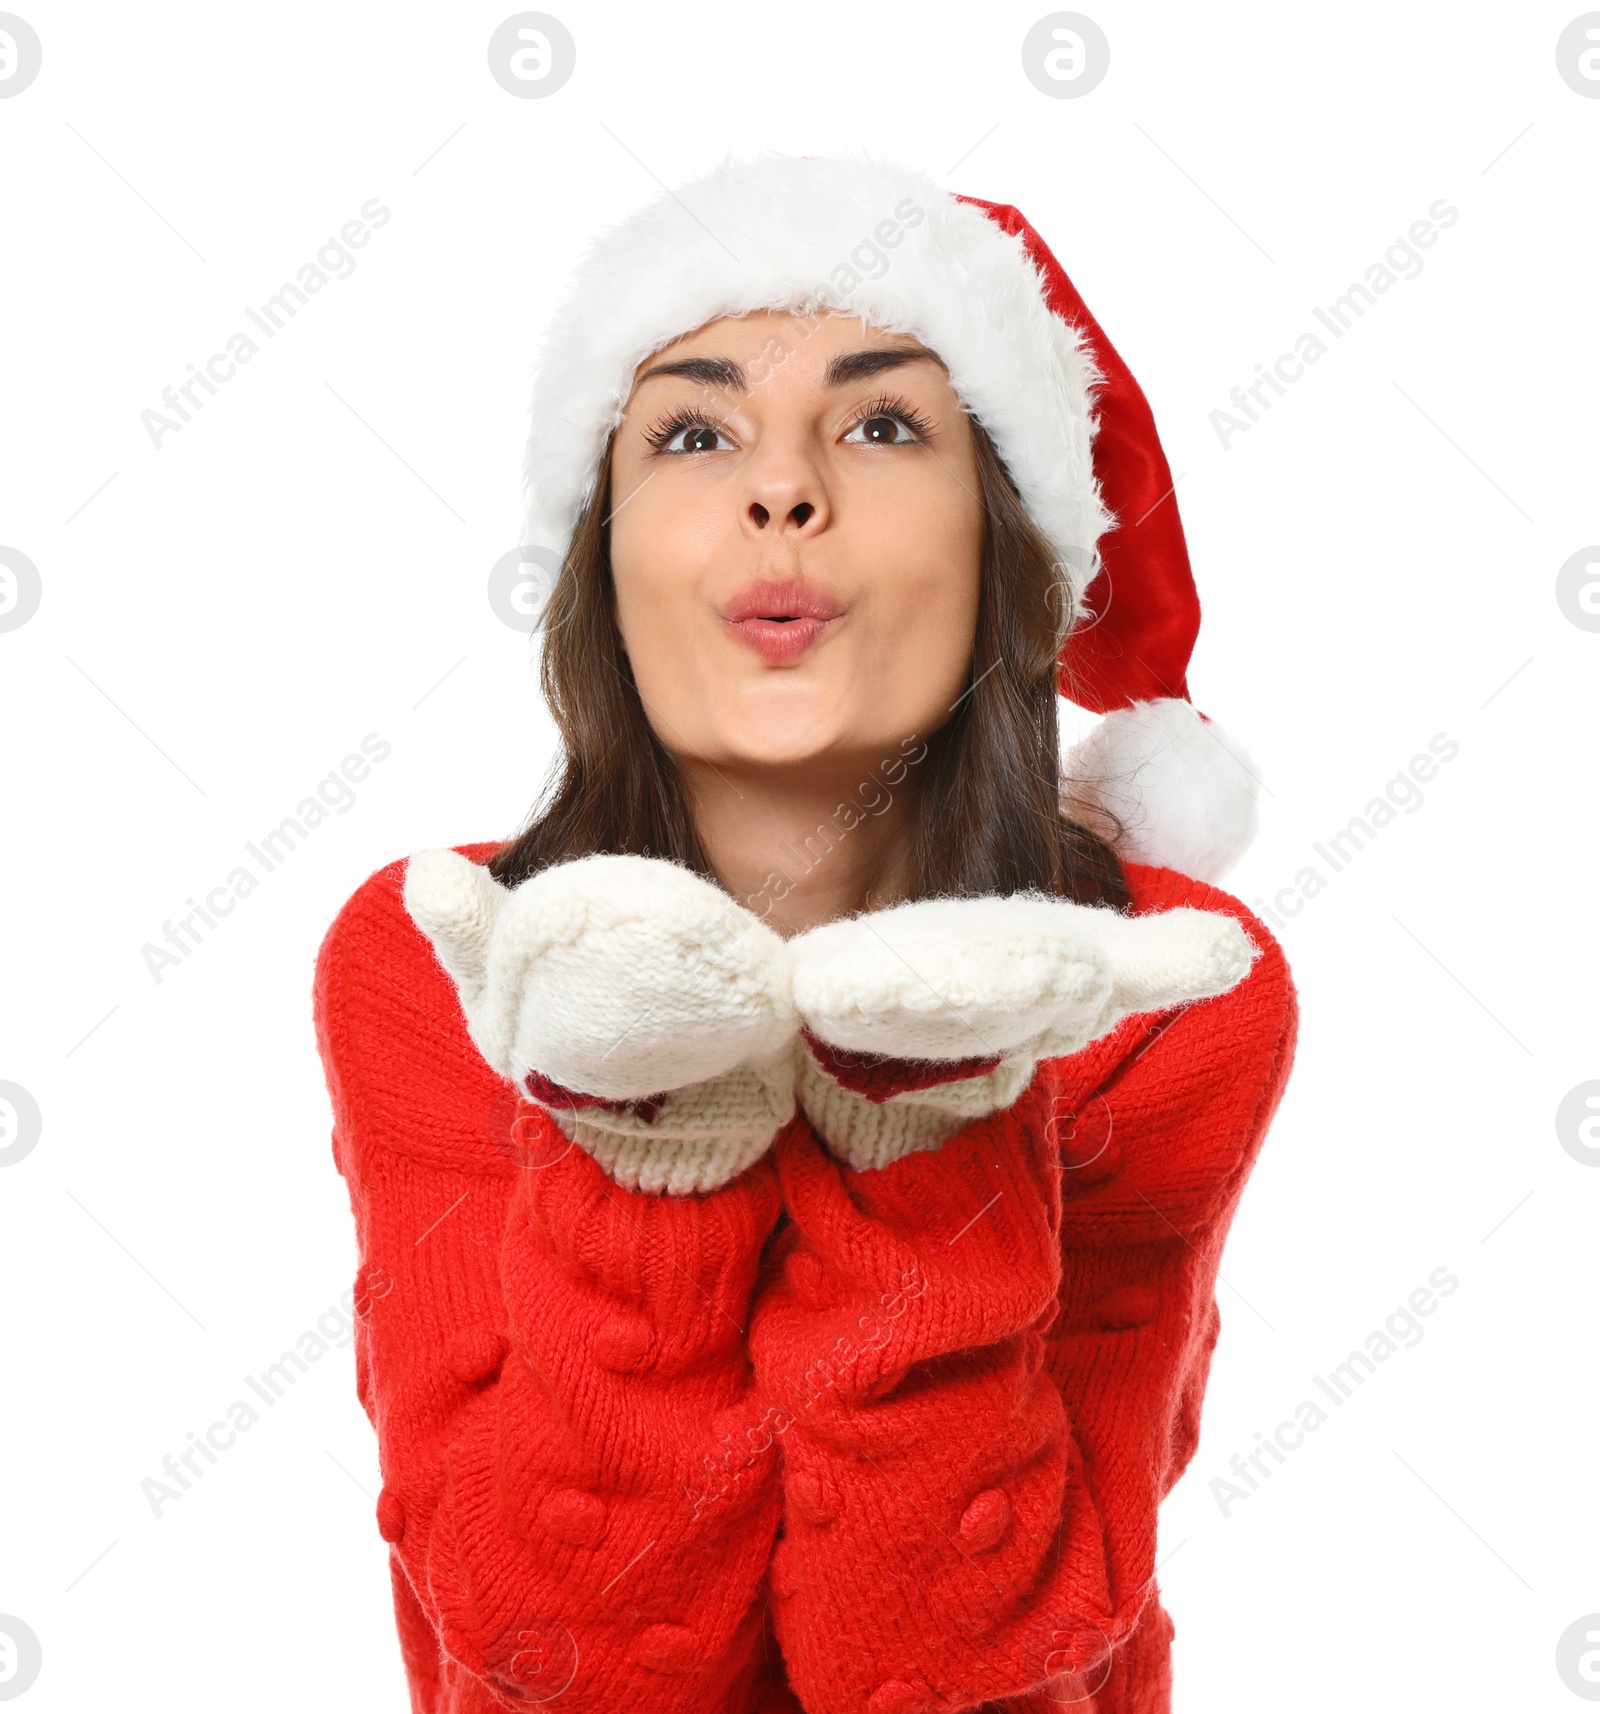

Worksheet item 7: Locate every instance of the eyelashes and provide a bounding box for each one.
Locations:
[643,406,731,455]
[848,392,936,444]
[642,391,935,455]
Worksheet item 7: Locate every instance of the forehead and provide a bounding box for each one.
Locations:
[626,311,949,405]
[649,309,922,359]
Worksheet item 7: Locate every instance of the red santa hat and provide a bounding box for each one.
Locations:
[522,151,1260,883]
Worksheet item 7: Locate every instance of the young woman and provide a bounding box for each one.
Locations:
[313,154,1297,1714]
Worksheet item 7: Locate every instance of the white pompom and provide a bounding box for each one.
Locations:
[1063,698,1261,883]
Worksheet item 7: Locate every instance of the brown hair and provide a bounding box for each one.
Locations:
[487,420,1129,913]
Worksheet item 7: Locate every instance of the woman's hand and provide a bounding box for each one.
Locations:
[791,891,1256,1063]
[404,848,796,1096]
[787,892,1259,1171]
[402,853,1257,1184]
[401,848,800,1194]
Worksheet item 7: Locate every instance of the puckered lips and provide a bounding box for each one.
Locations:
[721,575,845,666]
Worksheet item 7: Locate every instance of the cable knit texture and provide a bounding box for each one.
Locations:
[313,842,1297,1712]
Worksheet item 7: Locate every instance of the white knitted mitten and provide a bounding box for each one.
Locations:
[788,892,1259,1171]
[402,849,799,1195]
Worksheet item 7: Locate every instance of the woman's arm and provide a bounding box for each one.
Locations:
[747,884,1296,1714]
[315,856,790,1712]
[748,1081,1093,1714]
[1047,867,1300,1247]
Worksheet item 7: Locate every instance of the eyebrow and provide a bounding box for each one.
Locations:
[827,345,947,387]
[632,343,948,394]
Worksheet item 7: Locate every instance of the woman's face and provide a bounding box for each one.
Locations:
[607,310,984,777]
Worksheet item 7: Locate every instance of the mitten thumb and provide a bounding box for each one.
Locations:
[402,848,508,1011]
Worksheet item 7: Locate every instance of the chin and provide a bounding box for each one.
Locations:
[699,694,862,771]
[712,723,846,772]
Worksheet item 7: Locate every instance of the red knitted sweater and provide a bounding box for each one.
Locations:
[312,844,1298,1714]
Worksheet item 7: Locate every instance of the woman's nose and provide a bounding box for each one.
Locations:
[742,449,829,536]
[748,497,816,531]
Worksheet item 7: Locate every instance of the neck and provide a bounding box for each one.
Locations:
[680,753,921,937]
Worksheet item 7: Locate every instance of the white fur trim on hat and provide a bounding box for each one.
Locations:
[1062,698,1261,884]
[523,150,1112,600]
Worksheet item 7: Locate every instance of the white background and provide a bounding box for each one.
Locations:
[2,1,1597,1708]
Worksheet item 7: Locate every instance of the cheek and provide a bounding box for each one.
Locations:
[829,489,981,733]
[608,483,717,643]
[857,476,983,629]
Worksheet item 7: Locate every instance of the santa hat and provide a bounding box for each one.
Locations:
[522,152,1260,883]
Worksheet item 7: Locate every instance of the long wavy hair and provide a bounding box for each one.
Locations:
[487,419,1129,914]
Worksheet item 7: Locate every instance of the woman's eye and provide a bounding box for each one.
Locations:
[844,413,921,446]
[659,422,732,454]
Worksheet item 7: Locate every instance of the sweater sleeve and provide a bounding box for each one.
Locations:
[745,882,1297,1714]
[1046,869,1299,1247]
[314,855,789,1713]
